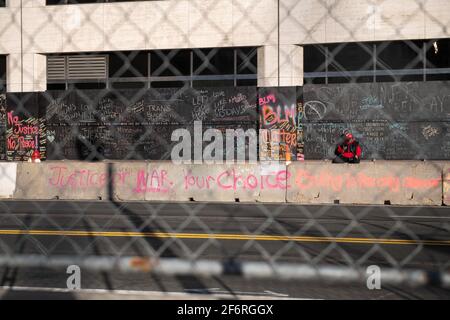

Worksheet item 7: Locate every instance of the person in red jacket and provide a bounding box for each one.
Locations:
[333,131,362,163]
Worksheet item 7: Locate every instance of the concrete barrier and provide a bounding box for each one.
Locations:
[257,162,288,202]
[48,162,110,200]
[444,165,450,206]
[0,163,17,198]
[14,161,109,200]
[143,162,189,202]
[286,161,443,206]
[8,160,448,205]
[14,162,52,199]
[111,162,147,201]
[185,163,288,202]
[139,162,286,202]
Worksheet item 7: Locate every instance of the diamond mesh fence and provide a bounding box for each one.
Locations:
[0,0,449,295]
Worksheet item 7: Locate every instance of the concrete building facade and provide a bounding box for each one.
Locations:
[0,0,449,92]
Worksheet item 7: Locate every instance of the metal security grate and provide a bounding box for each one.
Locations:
[47,56,66,81]
[47,55,108,81]
[67,55,108,80]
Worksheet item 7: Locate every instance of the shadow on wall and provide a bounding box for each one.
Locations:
[75,135,105,162]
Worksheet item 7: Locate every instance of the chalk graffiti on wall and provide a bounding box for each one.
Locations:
[258,88,301,161]
[39,87,258,161]
[0,94,6,160]
[294,169,441,192]
[302,82,450,160]
[6,110,46,161]
[5,93,47,161]
[43,164,444,205]
[47,166,291,194]
[421,125,440,140]
[48,166,130,189]
[134,168,290,194]
[296,102,305,161]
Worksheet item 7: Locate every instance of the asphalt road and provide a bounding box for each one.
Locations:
[0,200,449,299]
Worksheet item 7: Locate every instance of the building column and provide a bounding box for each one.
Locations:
[257,44,303,87]
[8,0,46,8]
[7,53,46,92]
[6,0,47,92]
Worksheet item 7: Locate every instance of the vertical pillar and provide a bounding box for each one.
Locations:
[8,0,46,8]
[257,44,303,87]
[6,0,47,92]
[7,53,46,92]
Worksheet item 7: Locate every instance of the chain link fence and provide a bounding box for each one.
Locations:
[0,0,449,297]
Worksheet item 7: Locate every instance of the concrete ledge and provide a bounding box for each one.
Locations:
[286,161,443,206]
[112,162,147,202]
[15,162,110,200]
[138,162,288,203]
[444,165,450,206]
[14,162,52,200]
[0,163,17,199]
[7,160,449,206]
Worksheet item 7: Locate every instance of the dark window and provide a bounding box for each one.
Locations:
[0,56,6,92]
[425,39,450,81]
[305,43,374,83]
[193,48,234,76]
[426,39,450,69]
[48,47,257,90]
[304,45,326,73]
[0,0,6,7]
[377,41,423,70]
[47,83,66,91]
[328,42,374,83]
[376,40,423,82]
[328,43,373,72]
[236,47,257,75]
[109,51,148,78]
[304,39,450,84]
[151,50,191,77]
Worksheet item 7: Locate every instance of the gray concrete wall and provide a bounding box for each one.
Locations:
[8,160,448,206]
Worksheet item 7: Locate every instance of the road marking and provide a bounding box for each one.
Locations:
[0,229,449,246]
[185,288,289,297]
[264,290,290,297]
[0,286,304,300]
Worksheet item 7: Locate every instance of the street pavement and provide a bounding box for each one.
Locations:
[0,201,448,299]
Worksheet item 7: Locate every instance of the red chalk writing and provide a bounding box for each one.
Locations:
[48,166,129,189]
[184,169,290,191]
[6,110,41,161]
[133,169,171,193]
[262,104,296,126]
[295,169,441,192]
[259,94,276,106]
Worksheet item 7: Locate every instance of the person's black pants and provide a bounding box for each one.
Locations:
[332,155,360,164]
